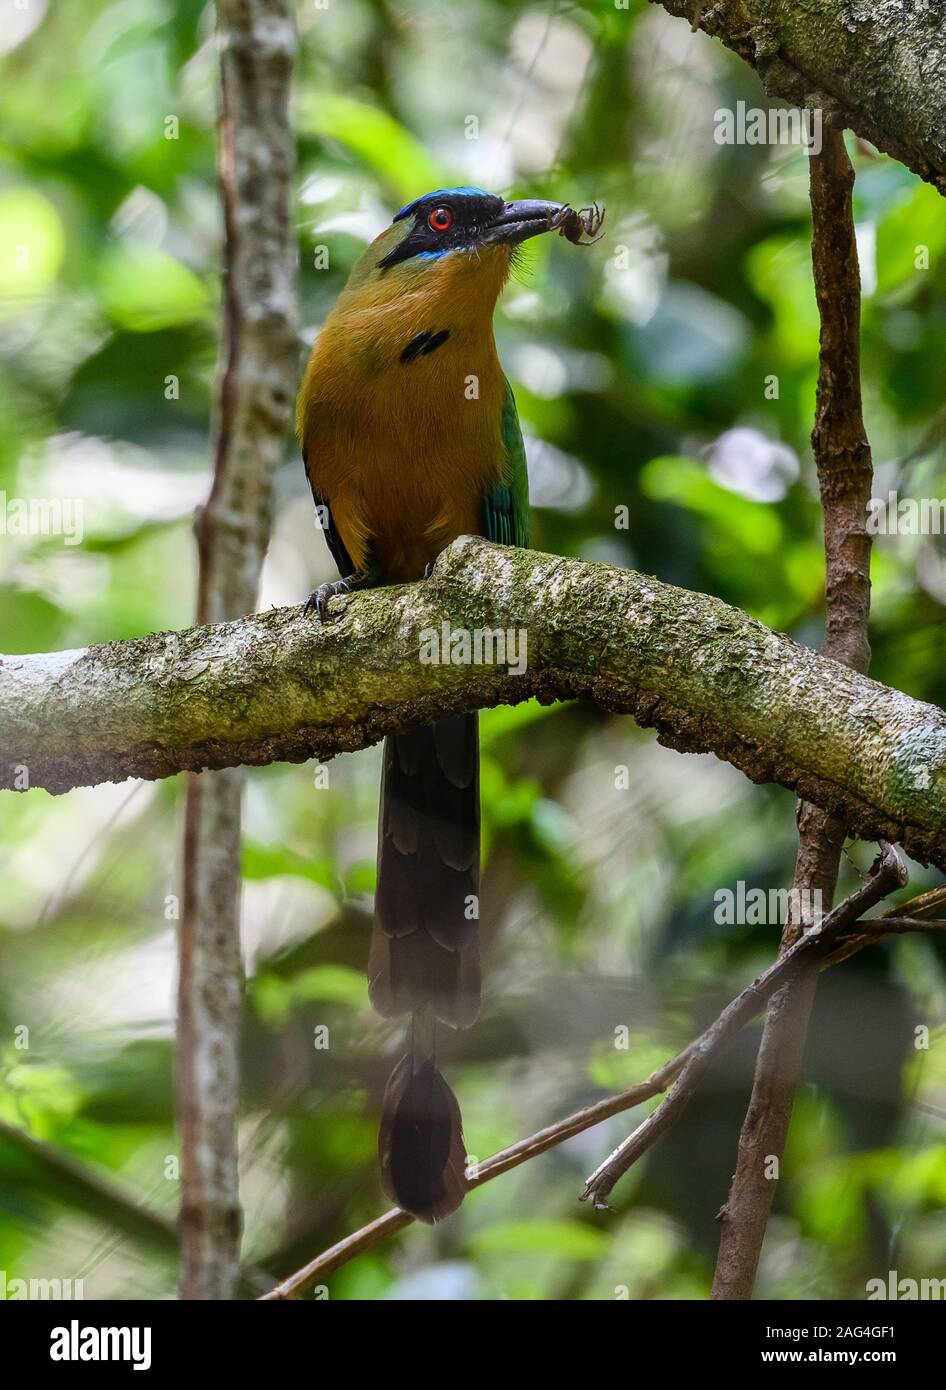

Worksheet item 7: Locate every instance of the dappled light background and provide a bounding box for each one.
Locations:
[1,0,944,1299]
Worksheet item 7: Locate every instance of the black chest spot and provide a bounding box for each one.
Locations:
[401,328,451,363]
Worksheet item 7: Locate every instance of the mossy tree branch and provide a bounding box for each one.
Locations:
[655,0,946,194]
[3,536,946,867]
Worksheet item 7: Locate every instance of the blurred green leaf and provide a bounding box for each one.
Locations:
[468,1220,608,1259]
[640,455,783,554]
[875,181,946,297]
[99,242,208,331]
[242,840,339,893]
[296,93,443,202]
[0,187,66,305]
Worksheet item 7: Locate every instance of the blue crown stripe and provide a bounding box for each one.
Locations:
[393,186,492,221]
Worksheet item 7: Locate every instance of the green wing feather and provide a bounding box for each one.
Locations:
[483,377,529,548]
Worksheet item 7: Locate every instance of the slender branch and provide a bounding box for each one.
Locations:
[178,0,298,1301]
[579,844,907,1209]
[712,125,874,1301]
[840,916,946,936]
[258,881,944,1299]
[259,1211,414,1297]
[259,1043,699,1299]
[826,881,946,961]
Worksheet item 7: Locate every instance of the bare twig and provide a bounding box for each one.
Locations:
[712,126,875,1300]
[257,880,942,1299]
[259,1211,414,1297]
[580,845,906,1209]
[259,1045,699,1298]
[178,0,298,1301]
[822,885,946,965]
[846,916,946,936]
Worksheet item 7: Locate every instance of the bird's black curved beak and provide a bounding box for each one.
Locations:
[482,198,567,247]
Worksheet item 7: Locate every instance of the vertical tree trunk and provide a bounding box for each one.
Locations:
[712,125,874,1300]
[177,0,298,1301]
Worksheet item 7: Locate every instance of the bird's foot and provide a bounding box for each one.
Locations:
[302,573,373,623]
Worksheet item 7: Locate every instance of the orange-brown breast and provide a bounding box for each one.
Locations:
[298,243,512,582]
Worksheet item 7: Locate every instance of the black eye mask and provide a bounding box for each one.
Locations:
[377,189,505,269]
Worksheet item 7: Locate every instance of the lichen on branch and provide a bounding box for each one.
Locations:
[655,0,946,194]
[3,537,946,867]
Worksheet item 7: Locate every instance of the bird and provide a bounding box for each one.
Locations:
[296,186,581,1223]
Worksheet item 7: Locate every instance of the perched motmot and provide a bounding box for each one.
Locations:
[297,187,579,1222]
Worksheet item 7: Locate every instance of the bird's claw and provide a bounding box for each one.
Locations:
[302,577,353,623]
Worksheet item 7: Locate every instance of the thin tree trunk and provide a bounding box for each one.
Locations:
[712,125,874,1300]
[177,0,298,1301]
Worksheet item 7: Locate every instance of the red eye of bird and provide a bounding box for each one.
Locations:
[428,207,453,232]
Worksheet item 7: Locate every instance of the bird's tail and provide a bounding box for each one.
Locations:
[378,1013,467,1222]
[370,713,479,1221]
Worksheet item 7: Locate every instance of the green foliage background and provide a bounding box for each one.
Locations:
[0,0,944,1300]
